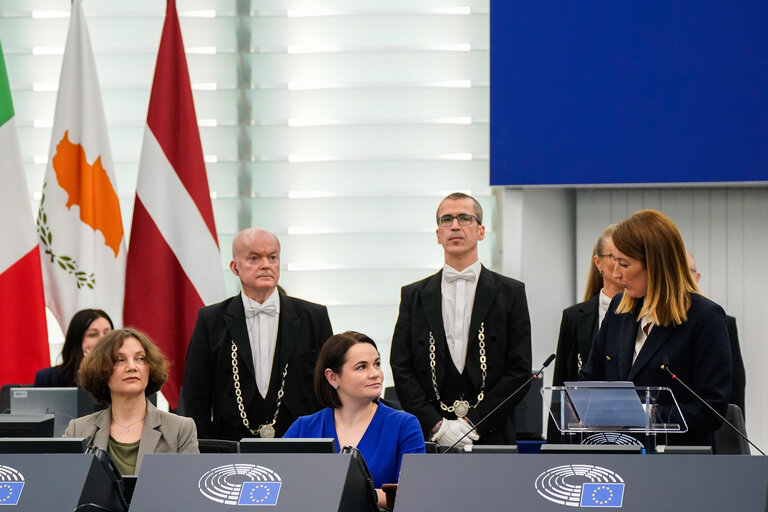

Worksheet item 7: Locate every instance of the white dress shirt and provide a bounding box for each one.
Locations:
[441,260,482,373]
[597,289,613,328]
[241,289,280,398]
[633,315,653,365]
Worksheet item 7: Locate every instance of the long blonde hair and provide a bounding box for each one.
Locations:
[583,224,617,301]
[613,210,699,326]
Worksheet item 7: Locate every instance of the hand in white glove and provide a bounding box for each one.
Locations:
[431,419,476,447]
[457,417,480,442]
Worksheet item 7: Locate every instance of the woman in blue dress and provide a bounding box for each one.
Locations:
[284,331,425,507]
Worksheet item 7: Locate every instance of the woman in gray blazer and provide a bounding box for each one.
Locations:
[65,328,198,475]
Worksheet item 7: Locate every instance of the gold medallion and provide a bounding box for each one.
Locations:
[453,400,470,418]
[258,424,276,438]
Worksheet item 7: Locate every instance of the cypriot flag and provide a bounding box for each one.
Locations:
[37,0,126,330]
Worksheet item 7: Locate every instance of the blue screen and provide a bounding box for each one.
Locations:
[490,1,768,186]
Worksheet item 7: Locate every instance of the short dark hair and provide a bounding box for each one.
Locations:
[79,328,169,403]
[314,331,379,408]
[55,309,113,385]
[436,192,483,225]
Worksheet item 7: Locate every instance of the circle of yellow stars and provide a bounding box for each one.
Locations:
[0,483,15,503]
[248,484,271,504]
[590,484,614,505]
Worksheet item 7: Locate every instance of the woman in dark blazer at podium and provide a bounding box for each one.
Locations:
[284,331,425,508]
[64,328,198,474]
[580,209,731,448]
[34,308,113,387]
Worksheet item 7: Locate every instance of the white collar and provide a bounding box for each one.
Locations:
[442,260,482,280]
[241,288,280,313]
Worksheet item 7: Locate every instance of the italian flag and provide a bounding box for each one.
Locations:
[0,40,50,385]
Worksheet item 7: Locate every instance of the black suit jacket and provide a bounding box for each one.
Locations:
[552,295,600,387]
[34,366,73,387]
[547,295,599,442]
[390,267,532,444]
[182,292,332,440]
[580,293,732,447]
[726,315,746,416]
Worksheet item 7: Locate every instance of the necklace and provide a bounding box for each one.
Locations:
[231,340,287,438]
[112,416,145,433]
[429,322,487,418]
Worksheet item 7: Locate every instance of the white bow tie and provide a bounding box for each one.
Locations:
[245,303,277,319]
[444,268,476,283]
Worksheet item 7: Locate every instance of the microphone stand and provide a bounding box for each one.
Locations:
[661,364,765,456]
[442,354,555,454]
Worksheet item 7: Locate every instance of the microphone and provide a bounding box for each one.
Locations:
[442,353,556,454]
[660,360,765,456]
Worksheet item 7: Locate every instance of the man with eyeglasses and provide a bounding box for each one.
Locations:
[390,192,532,447]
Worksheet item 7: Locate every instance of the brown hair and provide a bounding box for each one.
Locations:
[79,328,169,403]
[612,210,699,326]
[314,331,379,408]
[436,192,483,225]
[583,224,618,301]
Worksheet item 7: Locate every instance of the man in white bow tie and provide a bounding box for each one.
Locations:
[183,228,332,440]
[390,193,532,447]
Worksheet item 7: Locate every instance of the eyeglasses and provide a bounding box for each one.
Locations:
[437,214,481,226]
[597,253,611,258]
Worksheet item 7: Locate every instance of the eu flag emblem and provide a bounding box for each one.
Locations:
[238,482,282,506]
[580,483,625,507]
[0,482,24,505]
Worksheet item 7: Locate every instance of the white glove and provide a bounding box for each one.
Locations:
[431,419,477,447]
[457,417,480,442]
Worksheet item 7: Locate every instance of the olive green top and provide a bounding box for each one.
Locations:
[108,437,140,476]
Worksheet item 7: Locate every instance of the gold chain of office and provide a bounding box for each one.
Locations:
[429,322,487,418]
[231,341,287,438]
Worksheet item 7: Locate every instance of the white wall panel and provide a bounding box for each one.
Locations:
[4,0,494,393]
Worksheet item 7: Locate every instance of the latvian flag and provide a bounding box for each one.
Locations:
[124,0,225,409]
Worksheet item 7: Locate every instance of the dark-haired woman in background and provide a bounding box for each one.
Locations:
[284,331,425,507]
[35,308,113,387]
[64,328,198,475]
[580,210,731,448]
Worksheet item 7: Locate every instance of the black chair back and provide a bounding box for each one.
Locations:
[714,403,750,454]
[197,438,240,453]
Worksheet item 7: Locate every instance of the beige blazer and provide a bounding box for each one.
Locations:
[64,399,198,474]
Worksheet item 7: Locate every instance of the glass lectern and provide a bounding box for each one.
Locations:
[542,381,687,450]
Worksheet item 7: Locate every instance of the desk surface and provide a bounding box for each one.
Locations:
[396,453,767,512]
